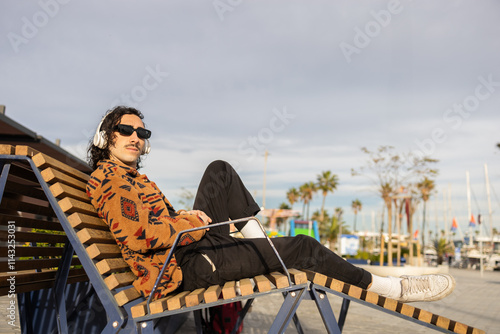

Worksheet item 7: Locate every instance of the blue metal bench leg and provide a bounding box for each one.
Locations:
[310,286,342,334]
[194,309,203,334]
[230,299,253,334]
[283,291,305,334]
[292,313,305,334]
[53,242,74,334]
[18,293,35,334]
[338,298,351,332]
[268,288,306,334]
[0,162,11,198]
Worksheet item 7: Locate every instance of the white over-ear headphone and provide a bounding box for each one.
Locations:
[93,112,151,154]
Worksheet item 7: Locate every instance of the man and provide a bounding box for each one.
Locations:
[86,106,455,303]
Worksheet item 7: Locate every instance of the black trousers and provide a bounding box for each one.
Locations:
[175,160,372,291]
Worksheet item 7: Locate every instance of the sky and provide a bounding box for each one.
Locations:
[1,0,500,238]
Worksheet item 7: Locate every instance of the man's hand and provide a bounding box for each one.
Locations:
[185,210,212,225]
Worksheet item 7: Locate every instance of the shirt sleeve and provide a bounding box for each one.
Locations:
[87,172,206,254]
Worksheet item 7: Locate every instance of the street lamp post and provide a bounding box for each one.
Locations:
[262,150,269,210]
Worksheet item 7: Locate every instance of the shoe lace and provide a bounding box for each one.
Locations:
[403,276,431,295]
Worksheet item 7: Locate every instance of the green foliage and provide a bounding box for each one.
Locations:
[279,202,291,210]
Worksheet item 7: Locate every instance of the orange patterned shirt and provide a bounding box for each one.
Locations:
[86,160,206,299]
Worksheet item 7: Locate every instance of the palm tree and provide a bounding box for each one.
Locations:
[351,199,362,232]
[417,177,435,251]
[299,182,316,220]
[316,171,339,221]
[286,187,300,210]
[327,207,346,251]
[279,202,291,210]
[434,238,454,265]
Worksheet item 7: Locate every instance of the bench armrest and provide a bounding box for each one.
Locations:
[147,216,291,313]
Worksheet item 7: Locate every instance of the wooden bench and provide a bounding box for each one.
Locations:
[0,145,486,334]
[0,145,312,334]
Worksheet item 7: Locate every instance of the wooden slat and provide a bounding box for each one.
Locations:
[4,179,46,200]
[166,291,190,310]
[15,145,40,157]
[265,272,289,289]
[150,295,174,314]
[104,272,136,290]
[203,285,221,304]
[288,269,307,284]
[0,257,80,272]
[130,301,148,318]
[0,145,15,155]
[239,278,254,296]
[0,273,89,296]
[114,287,141,306]
[41,167,87,191]
[304,269,327,286]
[77,228,115,245]
[67,212,108,230]
[0,196,55,218]
[49,182,89,202]
[58,197,97,215]
[0,230,66,244]
[32,152,90,183]
[399,303,415,317]
[253,275,271,292]
[0,214,62,232]
[6,246,65,258]
[328,277,344,292]
[96,258,129,275]
[185,288,205,307]
[7,162,39,184]
[222,281,236,300]
[86,243,121,260]
[0,268,86,288]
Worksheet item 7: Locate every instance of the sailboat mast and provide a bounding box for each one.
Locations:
[484,163,493,254]
[466,171,472,247]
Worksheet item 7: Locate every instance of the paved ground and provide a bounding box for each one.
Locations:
[178,268,500,334]
[1,267,497,333]
[0,294,20,334]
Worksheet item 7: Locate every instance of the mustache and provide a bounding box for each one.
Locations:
[125,144,140,150]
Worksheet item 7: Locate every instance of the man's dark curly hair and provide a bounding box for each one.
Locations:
[87,106,146,170]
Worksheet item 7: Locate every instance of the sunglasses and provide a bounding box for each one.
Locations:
[114,124,152,140]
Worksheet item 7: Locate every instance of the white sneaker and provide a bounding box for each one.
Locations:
[396,274,456,303]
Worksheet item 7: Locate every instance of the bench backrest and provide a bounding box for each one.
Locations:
[0,145,88,295]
